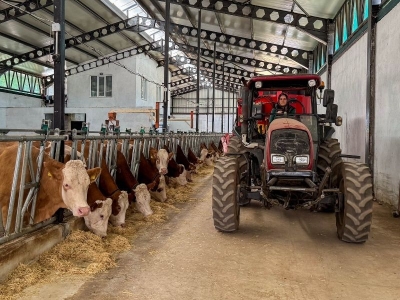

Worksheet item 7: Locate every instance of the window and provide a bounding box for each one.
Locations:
[141,77,147,101]
[157,86,162,102]
[90,75,112,97]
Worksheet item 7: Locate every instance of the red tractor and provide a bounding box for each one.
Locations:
[213,74,373,243]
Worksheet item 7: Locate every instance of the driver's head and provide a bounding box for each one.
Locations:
[278,93,289,107]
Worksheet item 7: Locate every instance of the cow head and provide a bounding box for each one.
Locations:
[84,198,112,237]
[154,149,173,175]
[176,165,188,186]
[44,160,101,217]
[150,175,167,202]
[109,191,129,227]
[134,183,153,217]
[199,148,209,161]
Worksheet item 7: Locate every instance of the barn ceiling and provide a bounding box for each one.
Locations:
[0,0,346,93]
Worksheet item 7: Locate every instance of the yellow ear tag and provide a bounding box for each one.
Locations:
[90,175,96,181]
[48,172,52,178]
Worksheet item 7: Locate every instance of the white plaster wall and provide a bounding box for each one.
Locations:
[331,33,368,161]
[374,3,400,206]
[1,54,167,132]
[0,93,43,129]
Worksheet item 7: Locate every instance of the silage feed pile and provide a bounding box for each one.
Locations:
[0,165,214,299]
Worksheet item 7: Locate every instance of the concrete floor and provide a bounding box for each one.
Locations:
[19,171,400,300]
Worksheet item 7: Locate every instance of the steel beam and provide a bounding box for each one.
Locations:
[43,43,158,84]
[0,31,78,66]
[42,7,118,53]
[171,82,239,97]
[0,0,53,24]
[158,0,328,41]
[172,41,301,73]
[73,0,139,47]
[0,16,148,69]
[13,18,98,60]
[165,21,309,65]
[169,61,263,79]
[170,74,239,89]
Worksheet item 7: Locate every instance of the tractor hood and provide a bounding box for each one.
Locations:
[266,118,314,171]
[267,118,310,133]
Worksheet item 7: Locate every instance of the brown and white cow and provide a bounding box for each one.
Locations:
[115,150,153,217]
[137,153,167,202]
[0,144,100,230]
[98,159,129,227]
[149,147,187,186]
[175,145,196,182]
[85,182,113,237]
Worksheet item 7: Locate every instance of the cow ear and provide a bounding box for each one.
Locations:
[168,152,174,161]
[87,167,102,183]
[90,202,100,212]
[43,161,63,181]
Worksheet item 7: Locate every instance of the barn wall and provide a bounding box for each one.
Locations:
[331,33,368,162]
[171,88,236,133]
[374,2,400,207]
[0,54,167,132]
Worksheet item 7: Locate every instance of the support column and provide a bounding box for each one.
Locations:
[163,0,171,131]
[206,87,209,132]
[227,77,230,133]
[53,0,65,162]
[366,0,379,171]
[196,9,201,132]
[221,62,225,133]
[212,42,216,132]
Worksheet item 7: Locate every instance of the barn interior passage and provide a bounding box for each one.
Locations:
[1,0,400,299]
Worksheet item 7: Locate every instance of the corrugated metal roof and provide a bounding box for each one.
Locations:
[0,0,346,85]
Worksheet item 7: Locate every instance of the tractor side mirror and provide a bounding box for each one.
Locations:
[326,103,338,123]
[323,89,335,107]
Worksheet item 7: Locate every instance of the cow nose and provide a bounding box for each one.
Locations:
[120,223,126,228]
[144,210,153,217]
[160,168,167,175]
[78,206,90,217]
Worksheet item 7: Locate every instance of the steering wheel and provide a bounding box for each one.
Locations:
[288,98,306,114]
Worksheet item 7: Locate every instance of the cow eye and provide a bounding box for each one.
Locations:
[100,214,104,219]
[156,159,160,164]
[64,183,69,189]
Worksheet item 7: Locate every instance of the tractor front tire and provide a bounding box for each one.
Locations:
[317,138,342,186]
[227,136,249,206]
[212,156,240,232]
[336,162,374,243]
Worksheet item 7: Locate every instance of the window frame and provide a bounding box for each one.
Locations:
[90,75,112,98]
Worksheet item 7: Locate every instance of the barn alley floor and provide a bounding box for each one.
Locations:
[18,169,400,300]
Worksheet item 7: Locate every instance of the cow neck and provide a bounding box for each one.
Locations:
[108,188,121,201]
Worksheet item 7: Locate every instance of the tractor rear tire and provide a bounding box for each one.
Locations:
[227,136,249,206]
[336,162,373,243]
[212,156,240,232]
[317,138,342,186]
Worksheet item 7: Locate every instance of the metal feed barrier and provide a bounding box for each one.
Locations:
[0,127,222,245]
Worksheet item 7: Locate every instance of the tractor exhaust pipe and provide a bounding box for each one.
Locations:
[241,88,249,142]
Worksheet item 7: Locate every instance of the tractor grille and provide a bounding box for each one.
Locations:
[270,129,310,156]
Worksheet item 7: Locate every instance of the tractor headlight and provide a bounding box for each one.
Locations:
[255,81,262,88]
[294,155,309,165]
[271,154,285,164]
[308,79,316,87]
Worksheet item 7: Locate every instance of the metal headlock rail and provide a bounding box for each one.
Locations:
[0,125,222,245]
